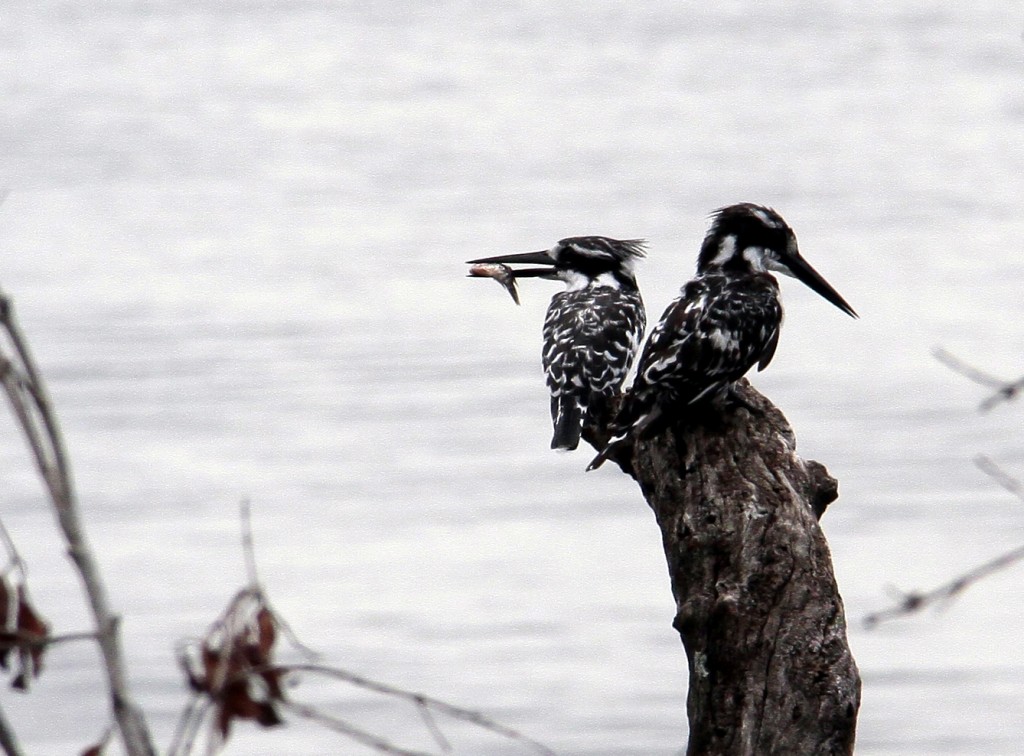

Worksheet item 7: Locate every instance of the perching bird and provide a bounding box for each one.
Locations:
[589,203,856,470]
[468,236,647,451]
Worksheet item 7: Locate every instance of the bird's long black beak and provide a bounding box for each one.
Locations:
[467,250,554,266]
[780,254,858,318]
[466,250,557,279]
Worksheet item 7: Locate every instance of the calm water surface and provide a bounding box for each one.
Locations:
[1,2,1024,754]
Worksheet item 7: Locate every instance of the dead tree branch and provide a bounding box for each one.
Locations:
[933,347,1024,411]
[864,455,1024,626]
[174,503,555,756]
[279,663,557,756]
[866,350,1024,626]
[0,290,155,755]
[610,379,860,755]
[278,700,434,756]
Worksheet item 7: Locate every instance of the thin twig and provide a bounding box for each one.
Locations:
[233,502,317,661]
[865,458,1024,627]
[280,664,557,756]
[0,699,23,756]
[0,359,57,501]
[416,700,452,754]
[980,382,1024,412]
[863,542,1024,627]
[239,499,260,589]
[0,629,98,650]
[0,291,155,755]
[933,347,1024,411]
[282,700,434,756]
[0,307,71,490]
[0,520,27,584]
[174,510,555,755]
[167,690,212,756]
[0,523,24,638]
[264,601,319,662]
[933,347,1008,389]
[975,455,1024,499]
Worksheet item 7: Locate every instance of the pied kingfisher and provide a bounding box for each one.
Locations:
[589,203,856,469]
[468,237,647,451]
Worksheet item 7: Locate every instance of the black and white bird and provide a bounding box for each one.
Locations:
[468,236,647,451]
[589,203,856,469]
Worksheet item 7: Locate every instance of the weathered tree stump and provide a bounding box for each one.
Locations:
[615,379,860,755]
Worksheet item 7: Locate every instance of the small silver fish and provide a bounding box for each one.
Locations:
[468,262,520,305]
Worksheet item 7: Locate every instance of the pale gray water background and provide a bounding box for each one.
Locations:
[1,1,1023,754]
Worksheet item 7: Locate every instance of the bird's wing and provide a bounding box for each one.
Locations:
[634,276,781,405]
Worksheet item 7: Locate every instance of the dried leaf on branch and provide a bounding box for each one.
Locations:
[0,584,50,691]
[171,502,555,756]
[0,530,50,692]
[177,588,285,748]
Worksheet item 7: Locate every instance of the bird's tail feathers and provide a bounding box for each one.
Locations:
[586,435,625,470]
[587,402,662,471]
[550,396,584,451]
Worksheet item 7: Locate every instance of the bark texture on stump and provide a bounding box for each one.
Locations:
[622,379,860,756]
